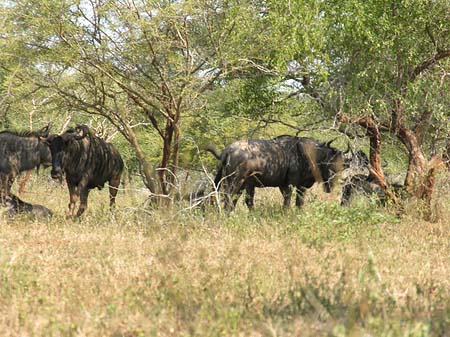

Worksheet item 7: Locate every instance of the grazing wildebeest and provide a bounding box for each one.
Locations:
[206,135,347,210]
[46,124,124,217]
[340,150,404,205]
[0,125,52,201]
[340,174,404,206]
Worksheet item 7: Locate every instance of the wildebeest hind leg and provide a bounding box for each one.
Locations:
[223,181,242,212]
[295,186,307,208]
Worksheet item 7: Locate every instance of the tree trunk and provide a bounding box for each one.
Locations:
[339,115,388,187]
[395,126,445,220]
[170,116,181,181]
[159,120,174,196]
[396,127,427,192]
[123,124,158,195]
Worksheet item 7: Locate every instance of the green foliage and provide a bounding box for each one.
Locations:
[1,0,449,194]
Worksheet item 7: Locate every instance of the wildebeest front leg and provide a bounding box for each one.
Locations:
[244,185,255,210]
[340,182,353,206]
[67,184,78,218]
[0,174,10,202]
[295,186,307,208]
[76,188,89,217]
[279,186,292,208]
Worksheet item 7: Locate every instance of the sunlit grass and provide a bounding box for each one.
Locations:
[0,173,449,336]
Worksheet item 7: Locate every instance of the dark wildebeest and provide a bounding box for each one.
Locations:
[340,174,404,206]
[206,135,347,211]
[2,194,53,218]
[46,124,124,218]
[0,125,52,202]
[340,150,404,205]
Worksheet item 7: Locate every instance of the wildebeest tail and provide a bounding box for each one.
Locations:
[204,144,221,160]
[213,167,223,190]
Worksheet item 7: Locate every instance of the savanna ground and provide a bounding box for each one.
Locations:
[0,172,449,337]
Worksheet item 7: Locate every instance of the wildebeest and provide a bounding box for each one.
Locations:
[46,124,124,218]
[206,135,347,210]
[0,124,52,201]
[2,194,53,218]
[340,150,404,205]
[340,173,404,206]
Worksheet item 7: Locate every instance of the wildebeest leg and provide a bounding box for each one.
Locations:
[223,179,243,211]
[76,188,89,217]
[0,174,14,203]
[244,185,255,210]
[18,170,32,195]
[279,186,292,208]
[223,185,238,211]
[108,175,121,208]
[0,174,8,202]
[67,184,79,218]
[340,182,353,206]
[295,186,307,208]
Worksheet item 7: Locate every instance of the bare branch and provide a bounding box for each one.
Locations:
[409,49,450,82]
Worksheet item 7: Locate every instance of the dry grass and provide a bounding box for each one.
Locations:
[0,174,449,336]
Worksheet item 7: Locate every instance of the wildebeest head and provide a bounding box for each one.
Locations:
[322,140,346,193]
[301,138,346,193]
[343,148,370,178]
[45,125,88,180]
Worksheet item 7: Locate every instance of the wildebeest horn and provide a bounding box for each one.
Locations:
[325,138,337,148]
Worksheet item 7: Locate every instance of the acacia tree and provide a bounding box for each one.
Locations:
[1,0,275,196]
[253,0,450,209]
[323,0,450,210]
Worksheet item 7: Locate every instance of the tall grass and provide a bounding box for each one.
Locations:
[0,174,449,336]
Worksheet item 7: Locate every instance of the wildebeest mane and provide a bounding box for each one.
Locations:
[0,130,43,138]
[0,123,50,138]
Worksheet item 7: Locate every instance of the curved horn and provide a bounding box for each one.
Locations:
[325,137,337,148]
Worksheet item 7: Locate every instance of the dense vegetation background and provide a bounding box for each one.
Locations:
[0,1,449,336]
[2,0,449,194]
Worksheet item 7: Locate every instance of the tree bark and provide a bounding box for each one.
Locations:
[123,123,158,195]
[339,114,401,202]
[159,120,174,196]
